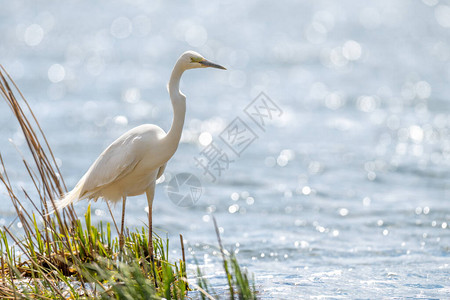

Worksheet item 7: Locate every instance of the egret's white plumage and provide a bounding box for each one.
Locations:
[60,124,166,205]
[55,50,226,257]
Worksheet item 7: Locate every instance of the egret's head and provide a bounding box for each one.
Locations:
[179,50,226,71]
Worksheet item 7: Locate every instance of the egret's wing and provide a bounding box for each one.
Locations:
[80,133,142,196]
[156,163,166,179]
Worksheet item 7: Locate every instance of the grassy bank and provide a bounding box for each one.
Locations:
[0,65,257,299]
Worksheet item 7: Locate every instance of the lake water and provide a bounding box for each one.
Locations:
[1,0,450,298]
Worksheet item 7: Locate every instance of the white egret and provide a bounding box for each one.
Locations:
[55,51,226,260]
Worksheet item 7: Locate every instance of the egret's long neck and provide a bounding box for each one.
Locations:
[163,62,186,154]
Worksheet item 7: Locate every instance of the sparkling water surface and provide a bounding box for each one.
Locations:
[1,0,450,298]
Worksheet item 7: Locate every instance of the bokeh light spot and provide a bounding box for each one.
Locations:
[198,132,212,146]
[111,17,133,39]
[24,24,44,46]
[435,5,450,28]
[342,40,362,61]
[114,115,128,126]
[185,25,207,47]
[48,64,65,83]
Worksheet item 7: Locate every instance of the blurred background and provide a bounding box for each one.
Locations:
[1,0,450,298]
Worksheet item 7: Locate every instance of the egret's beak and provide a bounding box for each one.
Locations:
[199,59,227,70]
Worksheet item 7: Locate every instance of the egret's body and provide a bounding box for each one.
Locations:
[56,51,225,259]
[66,124,167,203]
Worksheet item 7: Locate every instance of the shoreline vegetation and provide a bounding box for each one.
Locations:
[0,65,257,299]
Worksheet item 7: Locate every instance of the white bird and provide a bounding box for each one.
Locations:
[56,50,226,260]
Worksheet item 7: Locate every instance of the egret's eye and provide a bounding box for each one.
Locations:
[190,57,203,63]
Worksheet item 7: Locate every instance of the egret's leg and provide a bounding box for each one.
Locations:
[119,197,126,250]
[146,184,157,287]
[145,184,155,257]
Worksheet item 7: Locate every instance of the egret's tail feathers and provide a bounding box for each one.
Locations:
[48,184,84,215]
